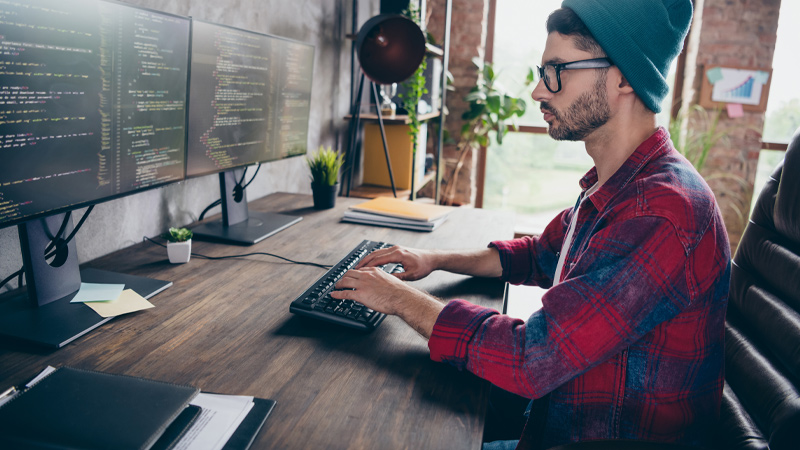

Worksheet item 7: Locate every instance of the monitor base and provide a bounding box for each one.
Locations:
[0,268,171,349]
[191,211,301,246]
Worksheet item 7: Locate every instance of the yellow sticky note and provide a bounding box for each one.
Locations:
[85,289,154,318]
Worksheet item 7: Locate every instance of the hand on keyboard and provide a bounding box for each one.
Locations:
[289,240,443,335]
[356,246,434,282]
[331,264,415,317]
[289,240,396,331]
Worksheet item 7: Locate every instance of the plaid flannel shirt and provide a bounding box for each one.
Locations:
[428,128,730,448]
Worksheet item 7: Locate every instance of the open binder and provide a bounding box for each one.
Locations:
[0,366,275,450]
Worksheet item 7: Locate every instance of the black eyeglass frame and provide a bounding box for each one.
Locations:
[537,57,613,93]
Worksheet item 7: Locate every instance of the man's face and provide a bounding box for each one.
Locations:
[533,32,611,141]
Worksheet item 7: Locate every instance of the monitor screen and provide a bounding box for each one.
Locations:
[186,20,314,178]
[0,0,190,229]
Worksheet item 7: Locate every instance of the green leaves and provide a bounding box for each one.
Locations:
[306,146,344,187]
[459,59,533,151]
[526,67,536,84]
[401,2,428,153]
[669,105,726,172]
[165,227,192,242]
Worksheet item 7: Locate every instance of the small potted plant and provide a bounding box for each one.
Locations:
[306,145,344,209]
[164,227,193,264]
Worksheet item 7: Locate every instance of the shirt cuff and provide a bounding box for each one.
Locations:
[489,239,533,285]
[428,299,498,369]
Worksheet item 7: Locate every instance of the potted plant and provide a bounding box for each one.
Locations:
[306,145,344,209]
[164,227,193,264]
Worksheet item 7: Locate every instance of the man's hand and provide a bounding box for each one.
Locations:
[356,245,437,281]
[331,266,444,338]
[357,245,504,280]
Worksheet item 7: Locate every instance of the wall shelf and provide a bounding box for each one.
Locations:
[345,0,452,203]
[344,111,440,125]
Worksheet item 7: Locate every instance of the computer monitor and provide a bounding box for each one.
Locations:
[0,0,190,347]
[186,20,315,245]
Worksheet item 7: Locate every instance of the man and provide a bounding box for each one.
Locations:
[332,0,731,448]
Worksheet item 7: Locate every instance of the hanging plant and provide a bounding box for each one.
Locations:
[398,2,428,154]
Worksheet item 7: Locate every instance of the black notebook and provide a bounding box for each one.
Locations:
[0,366,199,450]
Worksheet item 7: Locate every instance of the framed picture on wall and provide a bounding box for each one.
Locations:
[699,65,772,112]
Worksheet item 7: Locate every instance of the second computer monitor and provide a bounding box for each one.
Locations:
[186,20,314,245]
[187,20,314,177]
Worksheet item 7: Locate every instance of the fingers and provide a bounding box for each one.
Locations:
[330,267,388,308]
[392,270,412,281]
[329,288,352,300]
[333,267,379,290]
[334,275,357,290]
[357,246,400,268]
[358,253,398,270]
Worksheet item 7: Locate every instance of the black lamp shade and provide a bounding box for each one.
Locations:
[356,14,426,85]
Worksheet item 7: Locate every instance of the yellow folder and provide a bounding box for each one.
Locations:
[348,197,453,222]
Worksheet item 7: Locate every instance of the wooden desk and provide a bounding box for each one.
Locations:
[0,193,514,449]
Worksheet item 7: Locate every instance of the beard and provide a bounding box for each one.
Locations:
[542,71,611,141]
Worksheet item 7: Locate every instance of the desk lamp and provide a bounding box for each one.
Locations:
[343,14,426,197]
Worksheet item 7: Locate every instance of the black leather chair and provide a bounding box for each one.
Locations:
[546,131,800,450]
[714,128,800,449]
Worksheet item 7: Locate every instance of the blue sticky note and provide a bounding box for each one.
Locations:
[706,67,723,84]
[70,283,126,303]
[754,71,770,85]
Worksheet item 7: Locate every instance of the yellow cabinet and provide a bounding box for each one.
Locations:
[362,122,427,190]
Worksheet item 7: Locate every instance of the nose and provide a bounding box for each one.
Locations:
[531,78,551,103]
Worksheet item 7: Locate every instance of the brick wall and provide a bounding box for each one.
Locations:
[424,0,489,205]
[684,0,782,249]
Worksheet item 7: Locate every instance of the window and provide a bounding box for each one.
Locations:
[751,1,799,210]
[750,149,784,215]
[761,1,800,146]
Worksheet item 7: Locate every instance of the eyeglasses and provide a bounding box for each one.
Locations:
[537,58,613,93]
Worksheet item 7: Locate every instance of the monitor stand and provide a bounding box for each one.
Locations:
[0,214,171,348]
[191,168,302,245]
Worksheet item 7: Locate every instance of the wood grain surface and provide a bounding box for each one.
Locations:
[0,193,515,450]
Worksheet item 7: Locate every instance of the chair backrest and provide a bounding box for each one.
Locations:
[717,127,800,450]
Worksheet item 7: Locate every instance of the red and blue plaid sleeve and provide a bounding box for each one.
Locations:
[429,215,697,399]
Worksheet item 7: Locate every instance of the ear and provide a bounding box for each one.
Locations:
[615,70,635,95]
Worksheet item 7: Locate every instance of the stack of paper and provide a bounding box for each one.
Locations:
[342,197,453,232]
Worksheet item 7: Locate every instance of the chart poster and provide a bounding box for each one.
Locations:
[699,65,772,112]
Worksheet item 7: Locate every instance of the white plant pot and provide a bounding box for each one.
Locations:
[167,239,191,264]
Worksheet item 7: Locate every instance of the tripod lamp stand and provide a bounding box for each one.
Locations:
[342,14,426,197]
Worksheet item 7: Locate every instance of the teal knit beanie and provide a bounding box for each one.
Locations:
[560,0,693,113]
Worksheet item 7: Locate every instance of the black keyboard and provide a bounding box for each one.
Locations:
[289,240,403,331]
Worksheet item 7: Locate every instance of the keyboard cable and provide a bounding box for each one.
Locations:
[143,236,332,269]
